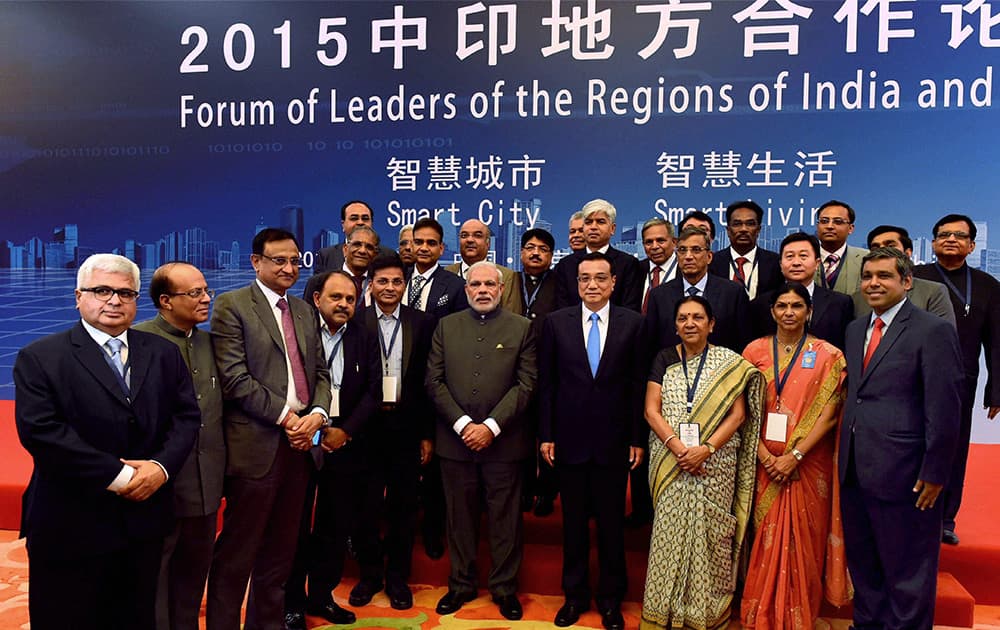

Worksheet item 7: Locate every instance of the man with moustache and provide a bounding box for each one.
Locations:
[304,225,381,307]
[136,262,224,630]
[914,214,1000,546]
[751,232,854,351]
[312,200,395,274]
[555,199,642,312]
[815,200,868,295]
[15,253,200,630]
[350,254,436,610]
[426,262,537,620]
[708,200,783,300]
[446,218,524,314]
[207,229,331,630]
[285,270,382,628]
[398,224,416,266]
[568,212,586,253]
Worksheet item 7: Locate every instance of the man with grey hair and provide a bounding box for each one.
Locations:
[554,199,643,312]
[426,260,537,621]
[14,253,200,629]
[398,224,416,266]
[568,211,586,253]
[446,218,524,314]
[304,224,381,306]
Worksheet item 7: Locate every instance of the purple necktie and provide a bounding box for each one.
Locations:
[276,297,309,403]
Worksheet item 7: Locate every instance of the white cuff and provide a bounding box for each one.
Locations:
[107,463,135,492]
[151,459,169,481]
[483,418,501,437]
[452,415,473,435]
[277,404,292,426]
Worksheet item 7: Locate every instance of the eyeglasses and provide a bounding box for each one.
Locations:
[169,287,216,299]
[676,246,708,255]
[80,286,140,302]
[935,231,971,240]
[577,274,612,284]
[729,220,759,228]
[260,254,301,267]
[522,244,552,254]
[817,217,852,226]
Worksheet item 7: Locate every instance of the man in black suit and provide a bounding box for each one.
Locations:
[643,226,750,355]
[638,218,677,316]
[750,232,854,351]
[284,270,382,628]
[539,252,644,630]
[839,248,963,630]
[554,199,642,312]
[304,224,382,303]
[708,200,783,300]
[14,253,200,630]
[311,200,396,273]
[678,210,717,249]
[349,254,436,610]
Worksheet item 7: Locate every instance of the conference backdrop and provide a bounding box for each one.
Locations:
[2,1,997,439]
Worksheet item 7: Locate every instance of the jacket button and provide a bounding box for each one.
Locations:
[856,399,862,404]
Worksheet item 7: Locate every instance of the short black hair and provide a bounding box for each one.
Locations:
[312,270,358,299]
[726,200,763,223]
[818,200,856,224]
[412,217,444,241]
[521,228,555,250]
[148,260,191,308]
[678,211,716,240]
[673,295,714,321]
[368,253,405,277]
[780,232,821,259]
[931,213,977,241]
[252,228,299,256]
[340,200,373,222]
[769,281,812,309]
[579,251,614,274]
[863,247,913,280]
[866,225,913,251]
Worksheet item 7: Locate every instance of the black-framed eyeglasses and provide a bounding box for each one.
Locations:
[521,244,552,254]
[169,287,216,299]
[80,286,140,302]
[260,254,302,267]
[935,231,971,241]
[817,217,851,226]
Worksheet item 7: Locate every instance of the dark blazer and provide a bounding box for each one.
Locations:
[852,277,956,327]
[708,247,783,299]
[211,282,332,479]
[521,269,559,336]
[554,247,643,312]
[361,304,435,439]
[838,300,963,501]
[327,320,382,441]
[446,262,525,314]
[750,285,854,351]
[538,305,644,465]
[407,265,468,321]
[313,243,396,274]
[643,274,751,355]
[13,323,201,558]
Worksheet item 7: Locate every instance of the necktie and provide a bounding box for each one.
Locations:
[642,266,662,315]
[352,274,365,300]
[825,254,840,286]
[106,338,125,377]
[276,298,310,402]
[587,312,601,377]
[408,275,427,310]
[863,317,884,371]
[687,286,700,297]
[734,256,748,284]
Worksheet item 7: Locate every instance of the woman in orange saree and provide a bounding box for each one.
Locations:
[740,282,852,630]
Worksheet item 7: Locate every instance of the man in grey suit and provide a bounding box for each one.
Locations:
[815,200,867,295]
[426,261,537,621]
[851,225,955,326]
[136,262,225,630]
[445,218,524,314]
[206,228,332,630]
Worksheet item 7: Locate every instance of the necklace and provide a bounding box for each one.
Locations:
[776,335,802,353]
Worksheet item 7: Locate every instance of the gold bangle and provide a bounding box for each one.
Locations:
[664,434,678,447]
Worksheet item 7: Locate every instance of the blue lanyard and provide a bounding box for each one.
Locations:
[934,263,972,317]
[521,271,549,310]
[680,344,709,414]
[771,334,807,409]
[326,336,343,387]
[729,255,757,293]
[378,315,402,372]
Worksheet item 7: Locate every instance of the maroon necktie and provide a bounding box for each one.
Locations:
[276,297,309,402]
[863,317,884,371]
[733,256,748,284]
[352,274,365,301]
[642,266,662,315]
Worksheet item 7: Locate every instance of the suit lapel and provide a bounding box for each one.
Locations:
[594,306,623,381]
[70,324,131,408]
[569,308,595,381]
[400,309,413,379]
[251,284,286,353]
[859,303,910,387]
[811,286,831,324]
[290,298,315,393]
[126,330,150,398]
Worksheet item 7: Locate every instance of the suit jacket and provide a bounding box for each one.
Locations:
[838,300,963,501]
[446,261,525,314]
[211,282,332,479]
[643,274,751,356]
[426,308,537,463]
[751,284,854,351]
[407,265,468,321]
[313,243,396,274]
[362,304,435,440]
[327,320,382,442]
[521,269,559,336]
[554,247,643,312]
[817,245,867,295]
[13,323,201,559]
[538,305,644,465]
[852,277,956,327]
[708,247,784,299]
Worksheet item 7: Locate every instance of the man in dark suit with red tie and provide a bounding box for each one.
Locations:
[839,248,963,630]
[539,252,644,630]
[708,200,783,300]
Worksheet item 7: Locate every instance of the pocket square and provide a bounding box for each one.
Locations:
[496,343,505,349]
[436,295,450,307]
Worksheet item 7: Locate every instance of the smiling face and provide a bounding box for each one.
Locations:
[345,229,379,274]
[674,299,714,348]
[313,272,357,331]
[397,228,416,265]
[459,219,491,265]
[370,266,406,312]
[160,264,211,330]
[568,217,585,251]
[76,269,138,337]
[341,201,373,237]
[642,224,675,265]
[932,219,976,266]
[770,290,811,337]
[861,257,912,315]
[252,238,300,295]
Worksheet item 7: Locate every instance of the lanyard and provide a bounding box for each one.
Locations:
[326,336,343,387]
[819,251,847,290]
[729,255,757,294]
[680,344,709,414]
[521,270,549,310]
[771,334,807,409]
[652,259,678,286]
[378,315,402,373]
[934,263,972,317]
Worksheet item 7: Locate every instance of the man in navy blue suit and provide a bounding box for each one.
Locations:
[839,248,963,630]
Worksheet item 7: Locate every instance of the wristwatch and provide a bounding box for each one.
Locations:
[791,448,805,461]
[705,442,717,455]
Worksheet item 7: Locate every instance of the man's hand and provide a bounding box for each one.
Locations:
[540,442,555,467]
[629,446,644,470]
[321,427,350,452]
[913,479,944,510]
[987,406,1000,420]
[461,423,494,451]
[420,439,434,465]
[286,412,325,450]
[118,459,167,501]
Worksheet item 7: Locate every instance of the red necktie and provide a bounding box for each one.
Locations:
[642,266,662,315]
[863,317,884,371]
[277,298,310,403]
[733,256,748,284]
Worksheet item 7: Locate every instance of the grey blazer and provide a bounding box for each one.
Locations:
[852,277,956,327]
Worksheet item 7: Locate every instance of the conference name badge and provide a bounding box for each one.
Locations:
[382,376,399,403]
[330,387,340,418]
[801,350,817,369]
[678,422,701,449]
[765,412,789,442]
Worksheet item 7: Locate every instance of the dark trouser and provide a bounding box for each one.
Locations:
[156,511,218,630]
[841,459,943,630]
[942,378,976,531]
[627,427,653,518]
[557,460,628,607]
[523,444,559,503]
[439,457,524,596]
[206,439,311,630]
[421,453,447,544]
[29,537,162,630]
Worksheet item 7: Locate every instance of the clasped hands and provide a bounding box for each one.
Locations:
[669,441,712,475]
[761,452,799,484]
[283,411,327,450]
[461,422,494,451]
[117,459,166,502]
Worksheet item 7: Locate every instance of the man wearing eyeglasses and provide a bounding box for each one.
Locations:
[207,228,332,630]
[815,200,868,295]
[135,262,224,630]
[708,200,783,301]
[913,213,1000,546]
[14,253,200,629]
[304,225,381,309]
[311,200,395,277]
[446,219,524,314]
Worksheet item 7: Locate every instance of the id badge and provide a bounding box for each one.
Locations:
[382,376,399,403]
[765,412,788,442]
[801,350,816,369]
[312,429,321,446]
[678,422,701,448]
[330,387,340,418]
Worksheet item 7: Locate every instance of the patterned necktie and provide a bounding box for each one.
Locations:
[825,254,840,286]
[642,266,662,315]
[734,256,748,283]
[106,338,125,377]
[408,275,427,311]
[276,298,310,402]
[587,312,601,377]
[863,317,884,371]
[687,286,700,297]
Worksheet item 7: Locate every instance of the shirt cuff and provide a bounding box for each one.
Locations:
[150,460,169,481]
[309,406,329,419]
[483,418,501,437]
[452,415,473,435]
[277,404,292,426]
[107,463,135,492]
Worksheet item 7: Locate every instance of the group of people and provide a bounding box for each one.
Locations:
[12,196,998,630]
